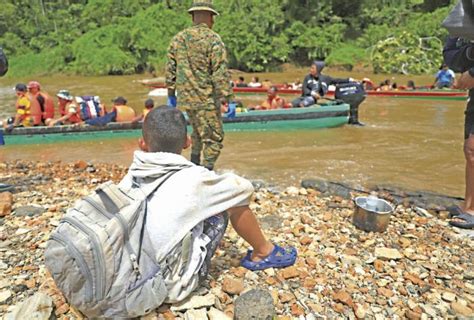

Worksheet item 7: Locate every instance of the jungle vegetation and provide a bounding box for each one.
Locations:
[0,0,454,76]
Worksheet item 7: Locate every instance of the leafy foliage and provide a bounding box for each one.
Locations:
[0,0,456,76]
[371,32,443,74]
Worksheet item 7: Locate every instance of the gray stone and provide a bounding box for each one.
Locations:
[234,289,275,320]
[4,292,54,320]
[14,206,46,217]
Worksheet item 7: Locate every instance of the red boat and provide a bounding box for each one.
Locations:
[141,80,468,101]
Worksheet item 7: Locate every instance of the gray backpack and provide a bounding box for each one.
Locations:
[45,170,183,318]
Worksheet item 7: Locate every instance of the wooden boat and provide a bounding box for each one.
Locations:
[1,101,349,145]
[144,81,468,101]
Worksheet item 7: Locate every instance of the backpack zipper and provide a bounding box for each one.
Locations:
[49,233,94,302]
[62,216,106,302]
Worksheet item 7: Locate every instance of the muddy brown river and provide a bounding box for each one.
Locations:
[0,69,469,197]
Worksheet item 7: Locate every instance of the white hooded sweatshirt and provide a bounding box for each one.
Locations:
[119,151,254,301]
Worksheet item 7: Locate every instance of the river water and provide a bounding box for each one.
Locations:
[0,69,468,197]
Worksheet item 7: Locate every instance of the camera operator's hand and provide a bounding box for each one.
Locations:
[455,70,474,89]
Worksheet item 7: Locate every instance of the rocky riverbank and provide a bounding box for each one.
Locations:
[0,160,473,319]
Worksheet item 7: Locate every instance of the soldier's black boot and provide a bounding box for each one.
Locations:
[349,107,365,126]
[191,153,201,166]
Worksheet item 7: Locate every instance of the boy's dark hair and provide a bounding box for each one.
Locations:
[239,76,245,81]
[144,98,154,108]
[143,106,187,154]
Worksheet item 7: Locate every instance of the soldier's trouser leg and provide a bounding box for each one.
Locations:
[189,106,224,170]
[187,110,203,165]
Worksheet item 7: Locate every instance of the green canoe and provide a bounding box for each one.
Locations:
[1,102,349,145]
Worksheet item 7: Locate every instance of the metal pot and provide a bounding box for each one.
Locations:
[353,196,394,232]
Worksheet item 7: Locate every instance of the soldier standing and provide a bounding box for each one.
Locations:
[166,0,232,171]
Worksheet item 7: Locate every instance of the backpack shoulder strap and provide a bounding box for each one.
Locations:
[95,166,192,213]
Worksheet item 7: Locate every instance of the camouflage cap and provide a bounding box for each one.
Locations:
[188,0,219,16]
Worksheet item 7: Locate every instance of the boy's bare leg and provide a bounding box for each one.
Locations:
[228,206,274,261]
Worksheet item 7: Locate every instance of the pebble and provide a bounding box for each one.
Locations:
[222,277,244,295]
[442,291,456,302]
[0,290,12,304]
[208,307,231,320]
[450,301,473,316]
[184,308,207,320]
[170,294,216,312]
[374,247,403,260]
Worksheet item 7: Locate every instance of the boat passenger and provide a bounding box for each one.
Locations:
[248,76,262,88]
[434,64,456,89]
[391,82,398,90]
[8,84,33,128]
[84,96,136,126]
[132,98,155,123]
[47,90,81,126]
[261,79,272,89]
[235,76,248,88]
[377,79,392,91]
[406,80,416,90]
[291,80,302,90]
[27,81,55,124]
[291,61,351,108]
[255,86,291,110]
[220,99,245,116]
[362,78,374,91]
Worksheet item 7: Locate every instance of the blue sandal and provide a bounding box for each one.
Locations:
[0,183,14,193]
[447,205,464,218]
[449,213,474,229]
[240,244,297,271]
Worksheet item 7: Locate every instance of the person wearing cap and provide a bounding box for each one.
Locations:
[47,90,81,127]
[132,98,155,123]
[82,96,135,126]
[166,0,232,171]
[27,81,55,125]
[9,84,32,127]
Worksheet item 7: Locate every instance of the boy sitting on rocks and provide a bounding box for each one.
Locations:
[119,106,297,302]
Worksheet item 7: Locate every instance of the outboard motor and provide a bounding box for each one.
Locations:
[335,82,366,126]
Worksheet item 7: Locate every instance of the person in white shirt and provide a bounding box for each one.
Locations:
[119,106,297,302]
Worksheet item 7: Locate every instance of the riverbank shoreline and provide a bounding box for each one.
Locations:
[0,160,473,319]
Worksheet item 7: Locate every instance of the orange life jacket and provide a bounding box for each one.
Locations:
[39,92,55,120]
[114,105,136,122]
[32,91,55,121]
[28,93,43,125]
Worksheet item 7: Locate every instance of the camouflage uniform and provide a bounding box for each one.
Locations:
[166,23,232,169]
